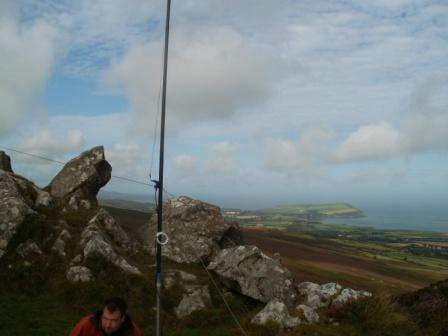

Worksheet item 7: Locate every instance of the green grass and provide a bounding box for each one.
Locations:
[0,293,75,336]
[261,203,363,217]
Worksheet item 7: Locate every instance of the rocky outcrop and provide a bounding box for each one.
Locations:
[47,146,111,213]
[297,282,371,309]
[251,299,301,328]
[296,304,319,323]
[208,245,298,307]
[249,280,372,329]
[51,229,72,257]
[80,216,141,275]
[0,147,142,281]
[297,282,341,309]
[332,288,372,306]
[0,151,13,173]
[12,174,52,210]
[143,196,242,263]
[86,208,132,251]
[175,285,211,318]
[0,170,37,259]
[66,266,93,283]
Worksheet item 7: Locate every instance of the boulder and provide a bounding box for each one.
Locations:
[297,282,342,309]
[332,288,372,306]
[47,146,111,211]
[66,266,93,283]
[208,245,298,307]
[12,174,52,210]
[86,208,131,251]
[296,304,319,323]
[0,170,36,259]
[251,299,301,328]
[297,281,371,309]
[0,151,13,173]
[175,285,211,318]
[51,229,72,257]
[80,220,141,275]
[143,196,242,263]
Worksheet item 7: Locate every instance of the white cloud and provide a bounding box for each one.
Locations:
[334,76,448,163]
[173,154,196,178]
[350,169,408,183]
[7,129,85,185]
[102,27,295,134]
[0,12,57,134]
[407,75,448,151]
[105,143,150,180]
[264,127,334,173]
[205,142,240,175]
[15,130,85,162]
[334,122,403,162]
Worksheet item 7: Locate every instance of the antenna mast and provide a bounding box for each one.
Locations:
[155,0,171,335]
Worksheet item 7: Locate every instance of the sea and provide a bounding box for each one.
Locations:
[322,203,448,233]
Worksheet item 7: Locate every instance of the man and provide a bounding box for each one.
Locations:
[70,297,141,336]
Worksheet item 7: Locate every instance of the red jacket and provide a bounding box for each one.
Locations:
[70,311,142,336]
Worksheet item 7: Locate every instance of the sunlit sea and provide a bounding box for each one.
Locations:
[322,203,448,233]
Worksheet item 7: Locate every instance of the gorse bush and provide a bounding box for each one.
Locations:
[329,296,419,336]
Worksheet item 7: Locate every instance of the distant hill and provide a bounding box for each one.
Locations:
[260,203,364,219]
[99,198,155,213]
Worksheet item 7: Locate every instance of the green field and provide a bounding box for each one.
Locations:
[259,203,364,217]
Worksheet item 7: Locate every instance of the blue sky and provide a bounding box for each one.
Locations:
[1,0,447,210]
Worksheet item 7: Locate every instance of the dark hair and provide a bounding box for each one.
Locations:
[103,297,127,317]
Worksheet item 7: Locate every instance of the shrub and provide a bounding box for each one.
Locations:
[330,296,419,336]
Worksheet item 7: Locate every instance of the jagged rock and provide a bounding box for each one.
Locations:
[51,229,72,257]
[16,239,42,258]
[0,151,13,173]
[297,282,342,309]
[86,208,131,251]
[296,304,319,323]
[47,146,111,211]
[66,266,93,283]
[208,245,298,307]
[175,285,211,318]
[12,174,52,210]
[0,171,37,259]
[80,222,141,275]
[143,196,242,263]
[251,299,301,328]
[332,288,372,306]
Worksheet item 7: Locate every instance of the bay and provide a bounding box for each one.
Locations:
[322,203,448,233]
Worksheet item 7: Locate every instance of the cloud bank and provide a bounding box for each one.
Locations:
[102,27,295,134]
[0,10,57,134]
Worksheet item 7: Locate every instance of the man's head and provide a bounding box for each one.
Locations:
[101,297,127,335]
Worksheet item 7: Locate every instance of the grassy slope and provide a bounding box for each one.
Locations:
[0,206,446,335]
[242,227,448,295]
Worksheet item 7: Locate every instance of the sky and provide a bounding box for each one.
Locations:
[1,0,447,210]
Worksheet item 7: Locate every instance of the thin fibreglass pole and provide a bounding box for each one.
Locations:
[156,0,171,335]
